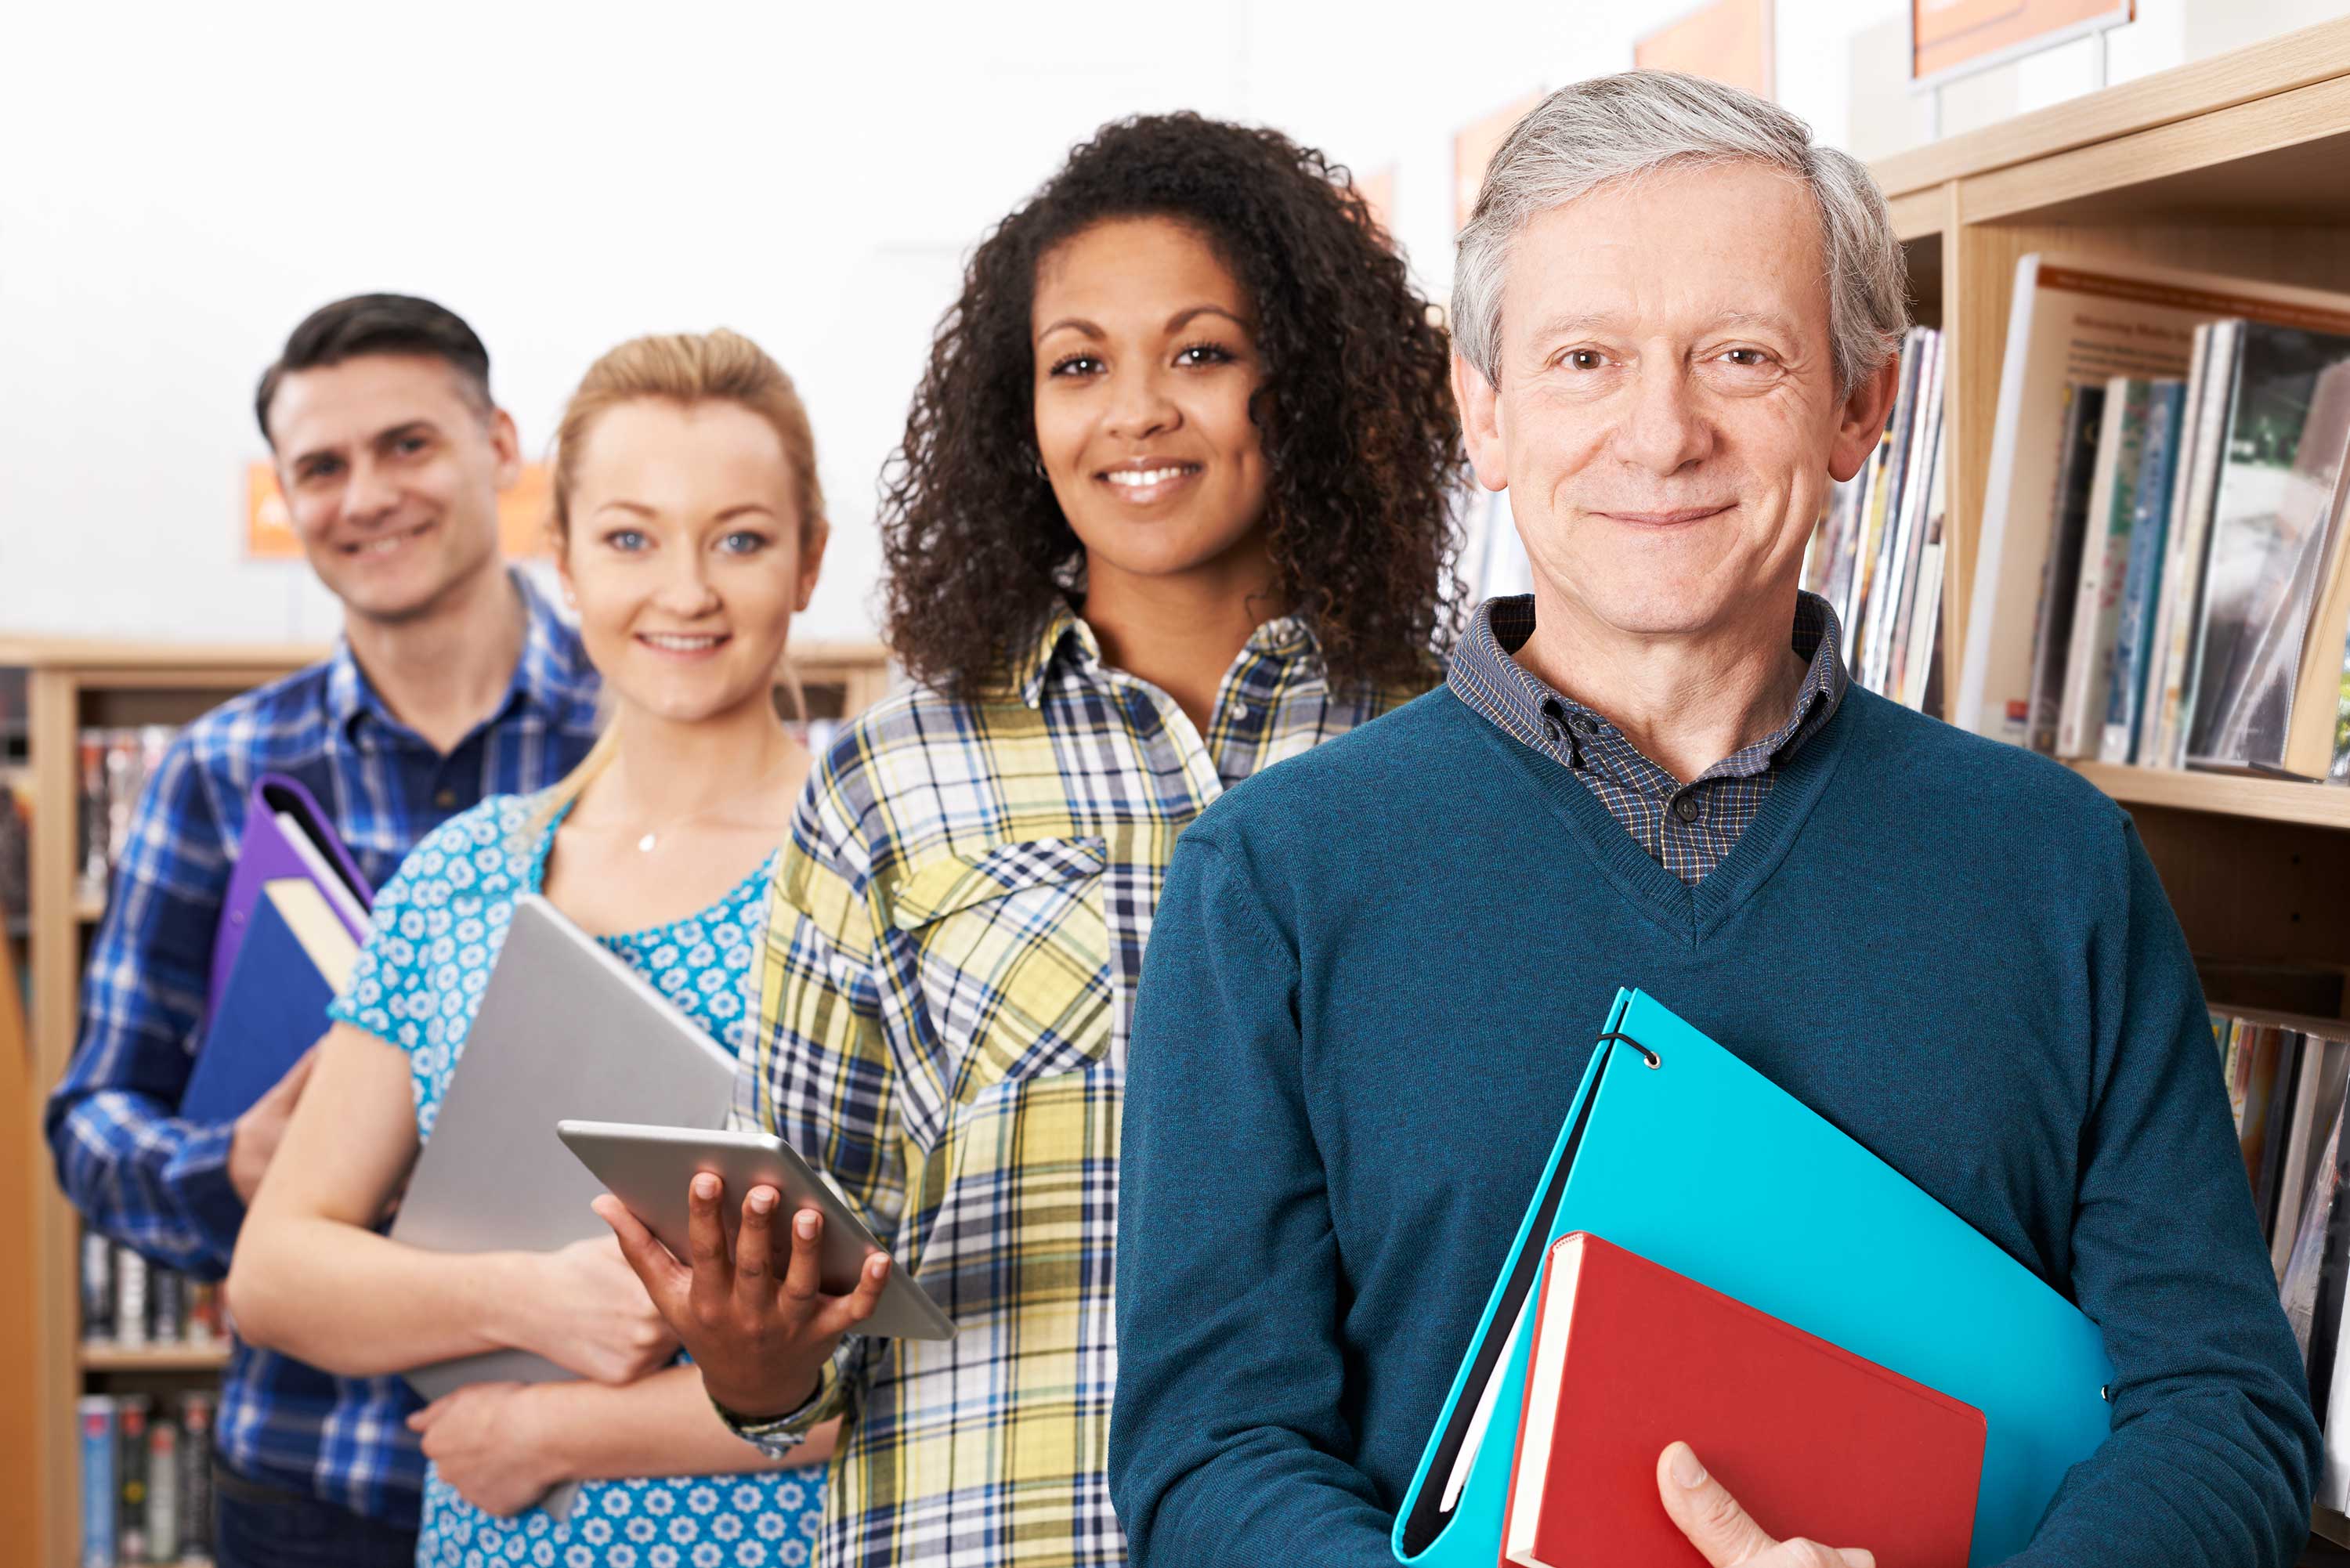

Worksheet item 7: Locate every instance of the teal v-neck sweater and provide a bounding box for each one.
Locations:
[1110,685,2319,1568]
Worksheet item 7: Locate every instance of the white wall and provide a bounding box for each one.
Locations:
[2,0,2336,648]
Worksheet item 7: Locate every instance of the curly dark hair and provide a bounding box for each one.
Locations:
[879,112,1465,698]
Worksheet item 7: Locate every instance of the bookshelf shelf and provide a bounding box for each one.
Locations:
[2073,764,2350,833]
[79,1342,230,1374]
[1,631,896,1568]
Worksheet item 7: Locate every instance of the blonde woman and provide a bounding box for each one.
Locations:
[227,330,832,1566]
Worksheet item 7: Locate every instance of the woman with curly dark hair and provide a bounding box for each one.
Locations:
[596,112,1463,1568]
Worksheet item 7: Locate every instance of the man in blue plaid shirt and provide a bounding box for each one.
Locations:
[46,294,601,1566]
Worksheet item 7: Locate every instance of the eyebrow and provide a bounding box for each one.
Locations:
[588,500,780,522]
[1034,303,1252,343]
[1530,309,1802,341]
[372,420,437,449]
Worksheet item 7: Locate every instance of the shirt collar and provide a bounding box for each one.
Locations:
[1009,598,1328,709]
[331,567,599,745]
[1446,590,1849,770]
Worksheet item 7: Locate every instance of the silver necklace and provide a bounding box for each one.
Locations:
[618,758,795,854]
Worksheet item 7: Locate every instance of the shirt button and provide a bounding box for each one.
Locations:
[1231,701,1250,723]
[1673,796,1701,823]
[1572,716,1599,736]
[434,789,458,809]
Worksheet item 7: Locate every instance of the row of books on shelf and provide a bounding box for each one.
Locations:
[79,1392,213,1566]
[80,726,175,901]
[2223,1013,2349,1276]
[2254,1004,2350,1515]
[1961,255,2350,782]
[0,724,173,927]
[1803,324,1948,713]
[81,1236,226,1351]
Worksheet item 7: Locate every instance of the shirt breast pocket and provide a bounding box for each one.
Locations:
[890,836,1112,1106]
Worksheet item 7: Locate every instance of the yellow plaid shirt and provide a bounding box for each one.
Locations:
[728,603,1431,1566]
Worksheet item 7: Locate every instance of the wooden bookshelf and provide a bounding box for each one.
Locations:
[0,630,894,1568]
[1870,16,2350,1045]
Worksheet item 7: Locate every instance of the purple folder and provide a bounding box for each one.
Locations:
[206,773,374,1006]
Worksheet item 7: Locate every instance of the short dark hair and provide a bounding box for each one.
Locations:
[255,293,494,444]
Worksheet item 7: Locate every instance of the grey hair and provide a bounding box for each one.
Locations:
[1452,70,1908,396]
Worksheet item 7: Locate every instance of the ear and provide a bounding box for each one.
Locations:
[487,406,524,491]
[1827,353,1901,484]
[795,521,830,614]
[1452,354,1510,495]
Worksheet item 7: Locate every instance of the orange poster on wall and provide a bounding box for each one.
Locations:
[1912,0,2131,83]
[1635,0,1773,99]
[1455,91,1544,232]
[246,461,553,560]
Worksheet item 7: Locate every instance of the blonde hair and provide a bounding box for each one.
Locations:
[537,329,829,826]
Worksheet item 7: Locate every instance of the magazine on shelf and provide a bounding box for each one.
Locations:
[2186,335,2350,769]
[2143,320,2243,771]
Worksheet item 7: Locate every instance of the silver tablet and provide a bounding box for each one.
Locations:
[556,1120,955,1342]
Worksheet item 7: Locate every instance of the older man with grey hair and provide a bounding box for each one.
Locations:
[1108,70,2319,1568]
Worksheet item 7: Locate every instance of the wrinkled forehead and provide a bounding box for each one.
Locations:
[1497,162,1831,352]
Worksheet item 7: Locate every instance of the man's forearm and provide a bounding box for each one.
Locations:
[1134,1436,1397,1568]
[50,1093,244,1277]
[1997,1385,2315,1568]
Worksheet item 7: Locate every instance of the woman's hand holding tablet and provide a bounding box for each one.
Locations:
[568,1120,951,1422]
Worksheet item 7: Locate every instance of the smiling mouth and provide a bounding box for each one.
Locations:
[1096,461,1203,505]
[340,520,434,558]
[1595,504,1734,526]
[637,632,730,656]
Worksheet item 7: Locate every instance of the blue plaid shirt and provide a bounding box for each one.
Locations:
[45,569,600,1525]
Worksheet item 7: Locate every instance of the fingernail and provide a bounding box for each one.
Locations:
[867,1255,889,1279]
[748,1190,774,1216]
[693,1175,718,1200]
[1670,1445,1707,1489]
[796,1212,819,1239]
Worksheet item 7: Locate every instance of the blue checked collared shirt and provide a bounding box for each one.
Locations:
[1447,592,1847,886]
[45,569,600,1524]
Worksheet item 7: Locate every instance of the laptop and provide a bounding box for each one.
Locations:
[389,892,741,1401]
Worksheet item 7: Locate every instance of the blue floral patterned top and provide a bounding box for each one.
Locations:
[330,791,822,1568]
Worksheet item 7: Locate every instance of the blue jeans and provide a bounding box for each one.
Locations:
[212,1456,418,1568]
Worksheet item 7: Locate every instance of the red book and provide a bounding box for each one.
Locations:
[1501,1234,1985,1568]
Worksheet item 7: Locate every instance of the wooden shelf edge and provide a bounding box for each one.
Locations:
[1871,16,2350,197]
[1886,187,1947,244]
[78,1341,229,1372]
[0,635,329,672]
[2071,761,2350,830]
